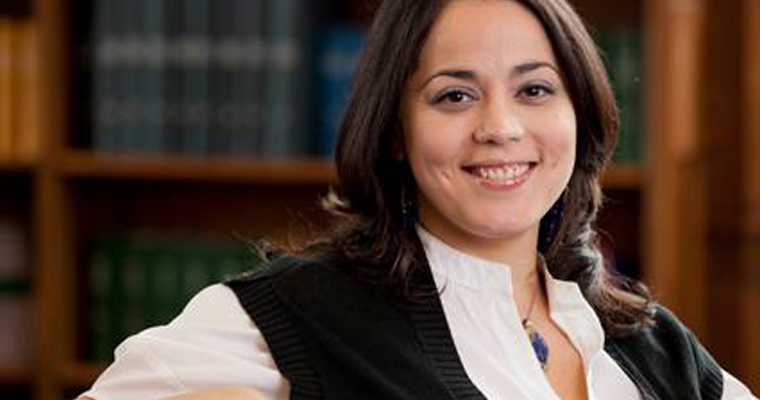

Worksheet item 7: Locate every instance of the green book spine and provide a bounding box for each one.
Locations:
[86,234,122,362]
[598,27,644,165]
[148,235,183,325]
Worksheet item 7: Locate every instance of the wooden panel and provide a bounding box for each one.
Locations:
[643,0,707,336]
[34,0,71,398]
[740,0,760,391]
[699,0,746,375]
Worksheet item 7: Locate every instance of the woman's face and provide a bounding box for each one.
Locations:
[401,0,576,255]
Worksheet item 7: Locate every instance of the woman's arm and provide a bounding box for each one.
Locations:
[77,285,288,400]
[75,387,267,400]
[163,387,267,400]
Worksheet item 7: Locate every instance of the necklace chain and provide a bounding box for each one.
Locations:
[521,255,550,370]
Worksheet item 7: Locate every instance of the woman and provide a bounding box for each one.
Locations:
[79,0,757,399]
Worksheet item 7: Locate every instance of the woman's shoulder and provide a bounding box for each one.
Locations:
[607,304,705,349]
[606,303,724,399]
[225,251,370,304]
[229,252,351,285]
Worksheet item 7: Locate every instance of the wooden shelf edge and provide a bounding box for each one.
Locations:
[0,364,31,385]
[57,151,338,184]
[0,159,35,174]
[59,362,105,388]
[602,165,642,189]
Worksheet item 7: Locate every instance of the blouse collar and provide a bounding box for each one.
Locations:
[416,225,606,362]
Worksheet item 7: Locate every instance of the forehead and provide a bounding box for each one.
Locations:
[418,0,558,73]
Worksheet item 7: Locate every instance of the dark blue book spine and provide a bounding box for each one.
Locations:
[162,0,184,155]
[139,0,168,155]
[229,0,264,158]
[91,0,117,154]
[261,0,312,158]
[314,25,365,157]
[180,0,212,157]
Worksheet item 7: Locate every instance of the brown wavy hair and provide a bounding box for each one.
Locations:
[287,0,654,336]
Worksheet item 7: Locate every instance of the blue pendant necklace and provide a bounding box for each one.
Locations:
[521,275,550,370]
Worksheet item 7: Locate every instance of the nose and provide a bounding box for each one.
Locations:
[472,98,525,144]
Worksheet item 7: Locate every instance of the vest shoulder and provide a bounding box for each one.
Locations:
[226,252,350,288]
[606,304,723,399]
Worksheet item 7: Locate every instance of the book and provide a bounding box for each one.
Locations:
[0,286,32,366]
[11,17,42,162]
[85,234,121,361]
[137,0,169,154]
[0,18,12,160]
[84,231,260,361]
[179,0,212,156]
[314,25,366,157]
[597,27,644,165]
[118,0,147,154]
[90,0,121,153]
[206,0,233,156]
[0,216,27,282]
[228,0,264,158]
[260,0,313,157]
[0,216,31,366]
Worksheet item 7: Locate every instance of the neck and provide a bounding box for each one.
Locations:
[417,220,542,295]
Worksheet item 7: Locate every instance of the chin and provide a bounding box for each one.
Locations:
[463,218,537,242]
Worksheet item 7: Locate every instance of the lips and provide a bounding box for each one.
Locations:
[462,161,537,188]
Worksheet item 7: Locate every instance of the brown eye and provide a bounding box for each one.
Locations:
[518,84,555,101]
[433,88,476,104]
[446,92,467,102]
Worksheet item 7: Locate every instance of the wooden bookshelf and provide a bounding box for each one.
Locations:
[0,160,33,174]
[0,365,30,386]
[58,151,337,184]
[601,165,642,189]
[0,0,753,399]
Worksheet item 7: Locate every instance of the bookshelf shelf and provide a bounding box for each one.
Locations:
[0,160,33,175]
[0,365,30,385]
[57,151,337,185]
[602,165,642,189]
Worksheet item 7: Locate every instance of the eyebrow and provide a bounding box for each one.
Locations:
[421,61,561,89]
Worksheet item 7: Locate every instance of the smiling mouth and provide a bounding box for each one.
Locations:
[462,162,537,187]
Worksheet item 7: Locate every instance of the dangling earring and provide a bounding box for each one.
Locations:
[400,163,415,231]
[539,191,566,252]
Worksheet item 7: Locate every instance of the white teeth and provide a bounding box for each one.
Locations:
[473,164,529,181]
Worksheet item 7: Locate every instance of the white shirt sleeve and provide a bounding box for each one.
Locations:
[78,284,290,400]
[722,370,759,400]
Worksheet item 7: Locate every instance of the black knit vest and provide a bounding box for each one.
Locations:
[226,255,723,400]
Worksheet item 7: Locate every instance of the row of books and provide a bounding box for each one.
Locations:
[84,232,261,362]
[83,0,366,159]
[597,27,644,165]
[0,217,32,366]
[0,16,41,162]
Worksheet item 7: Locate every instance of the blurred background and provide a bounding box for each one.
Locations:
[0,0,757,398]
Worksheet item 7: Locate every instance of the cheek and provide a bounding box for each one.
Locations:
[404,109,468,169]
[541,107,577,168]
